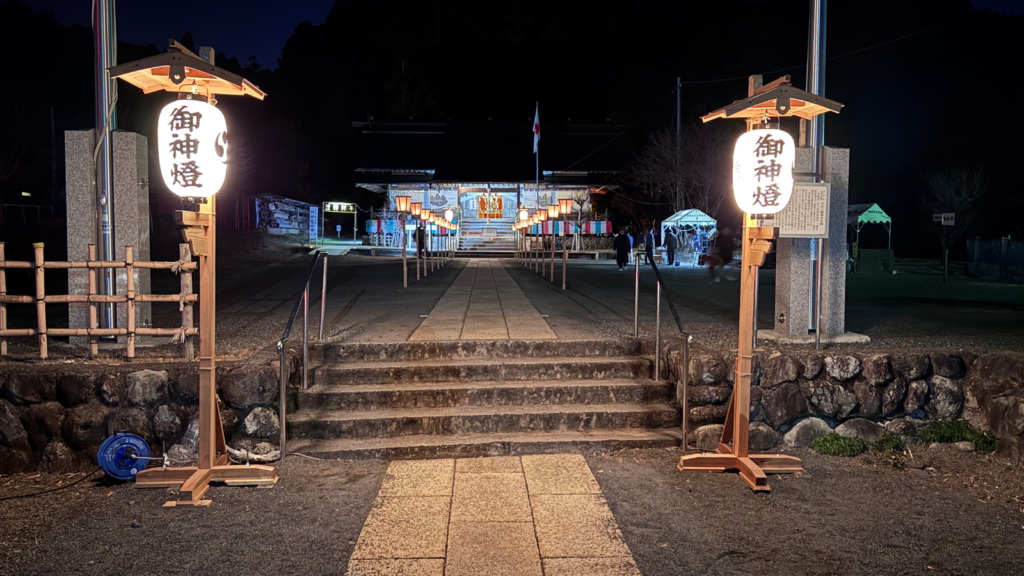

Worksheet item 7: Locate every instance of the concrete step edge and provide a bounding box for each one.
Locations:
[289,402,679,423]
[286,428,682,459]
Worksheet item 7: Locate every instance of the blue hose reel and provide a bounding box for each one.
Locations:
[97,433,151,481]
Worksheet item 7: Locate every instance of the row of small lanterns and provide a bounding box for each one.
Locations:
[514,198,573,230]
[394,196,458,231]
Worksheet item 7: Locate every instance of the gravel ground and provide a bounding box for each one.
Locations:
[2,447,1022,575]
[0,458,386,576]
[588,446,1024,576]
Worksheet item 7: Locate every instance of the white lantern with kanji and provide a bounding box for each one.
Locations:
[732,128,795,214]
[157,100,229,198]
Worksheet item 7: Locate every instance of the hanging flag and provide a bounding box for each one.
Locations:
[533,103,541,153]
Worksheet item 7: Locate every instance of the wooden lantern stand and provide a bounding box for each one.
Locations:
[135,197,278,506]
[678,214,802,491]
[110,41,278,506]
[677,73,843,492]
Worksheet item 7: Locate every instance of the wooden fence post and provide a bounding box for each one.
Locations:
[33,243,47,359]
[0,242,6,357]
[125,245,135,359]
[180,243,194,360]
[88,244,98,356]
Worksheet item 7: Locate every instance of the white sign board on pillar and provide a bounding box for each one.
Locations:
[772,183,831,238]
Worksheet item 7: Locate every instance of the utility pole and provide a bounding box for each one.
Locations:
[93,0,118,330]
[676,77,682,212]
[806,0,827,344]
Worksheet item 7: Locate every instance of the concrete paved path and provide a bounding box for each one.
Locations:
[345,454,642,576]
[410,259,556,341]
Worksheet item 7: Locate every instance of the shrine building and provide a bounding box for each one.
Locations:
[353,121,623,253]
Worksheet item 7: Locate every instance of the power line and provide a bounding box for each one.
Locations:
[560,22,949,171]
[678,22,948,85]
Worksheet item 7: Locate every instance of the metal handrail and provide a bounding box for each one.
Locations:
[276,250,328,457]
[632,250,694,448]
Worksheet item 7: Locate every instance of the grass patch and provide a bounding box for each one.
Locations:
[916,420,995,454]
[811,433,867,457]
[875,432,905,454]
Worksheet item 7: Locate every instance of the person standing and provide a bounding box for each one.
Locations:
[665,227,678,266]
[614,229,631,270]
[643,227,655,265]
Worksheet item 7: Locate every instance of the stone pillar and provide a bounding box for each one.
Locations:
[65,131,95,344]
[112,131,152,336]
[64,130,151,344]
[773,146,849,338]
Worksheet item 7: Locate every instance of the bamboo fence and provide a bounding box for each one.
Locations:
[0,242,198,360]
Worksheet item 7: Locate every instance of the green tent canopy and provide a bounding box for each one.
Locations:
[847,203,891,249]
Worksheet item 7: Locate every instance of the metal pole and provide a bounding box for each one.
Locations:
[550,231,555,282]
[655,281,662,381]
[319,254,327,340]
[302,288,309,390]
[806,0,827,334]
[402,218,408,288]
[562,219,567,290]
[93,0,117,331]
[681,337,689,449]
[633,255,640,338]
[278,343,287,457]
[415,222,421,281]
[815,238,825,350]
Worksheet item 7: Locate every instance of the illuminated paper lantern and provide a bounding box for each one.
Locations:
[732,129,795,214]
[158,100,228,197]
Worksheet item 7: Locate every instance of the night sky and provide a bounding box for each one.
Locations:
[6,0,1024,259]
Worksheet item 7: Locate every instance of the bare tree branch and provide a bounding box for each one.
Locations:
[920,168,988,247]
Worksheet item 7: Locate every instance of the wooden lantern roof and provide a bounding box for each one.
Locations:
[109,41,266,100]
[701,75,841,123]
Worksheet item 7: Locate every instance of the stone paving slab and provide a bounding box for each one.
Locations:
[409,259,555,341]
[350,496,451,560]
[345,454,637,575]
[345,559,445,576]
[451,473,532,522]
[455,455,522,474]
[543,557,643,576]
[530,494,633,558]
[445,521,543,576]
[379,459,454,497]
[521,453,602,494]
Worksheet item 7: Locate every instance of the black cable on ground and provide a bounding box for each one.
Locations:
[0,467,102,502]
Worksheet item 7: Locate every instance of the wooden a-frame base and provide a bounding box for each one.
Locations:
[135,453,279,507]
[677,218,802,492]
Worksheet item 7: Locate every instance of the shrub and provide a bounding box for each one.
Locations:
[811,433,867,457]
[916,420,995,454]
[875,432,905,454]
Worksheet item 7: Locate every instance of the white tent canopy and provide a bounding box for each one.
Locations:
[663,209,717,229]
[847,203,891,249]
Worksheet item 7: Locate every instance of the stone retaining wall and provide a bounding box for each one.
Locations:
[0,355,300,474]
[662,338,1024,460]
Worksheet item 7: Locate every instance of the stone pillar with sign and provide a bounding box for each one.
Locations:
[771,146,854,340]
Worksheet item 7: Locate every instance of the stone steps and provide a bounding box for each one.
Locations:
[287,428,682,460]
[287,402,680,440]
[291,338,679,457]
[323,338,642,362]
[297,379,671,410]
[314,356,651,386]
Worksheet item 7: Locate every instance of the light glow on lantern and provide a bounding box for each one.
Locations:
[444,208,454,221]
[410,202,422,216]
[732,128,795,214]
[558,198,572,215]
[158,100,229,197]
[395,195,411,212]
